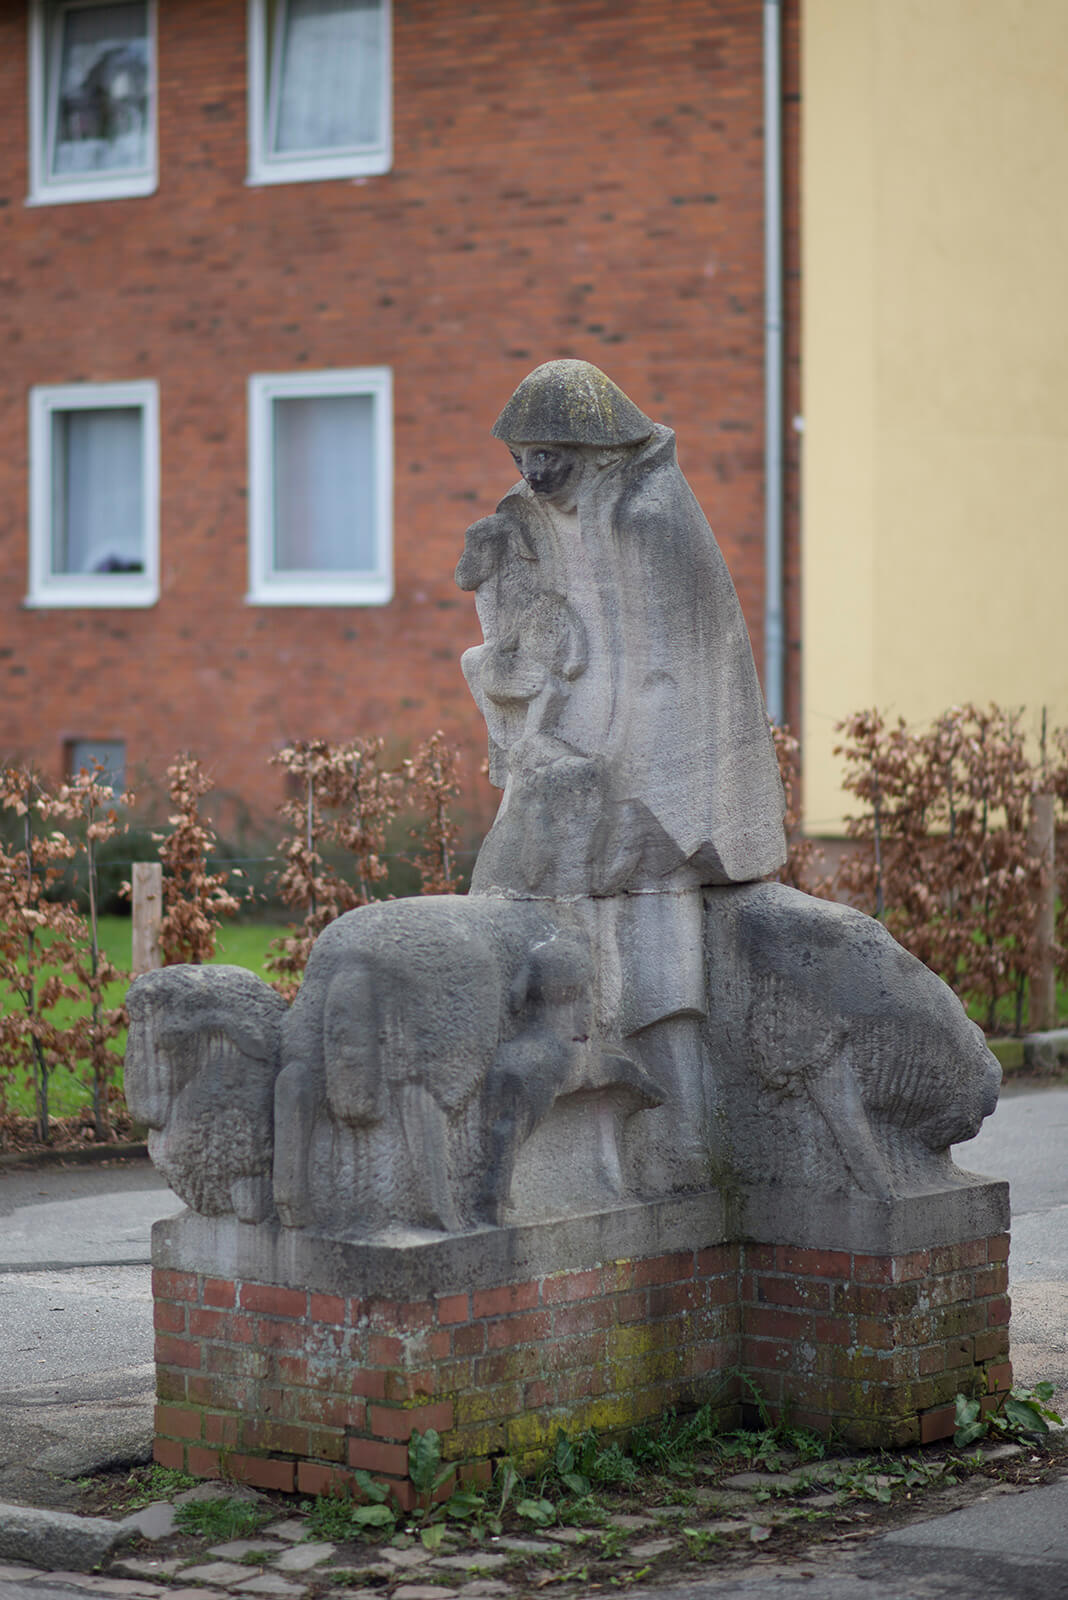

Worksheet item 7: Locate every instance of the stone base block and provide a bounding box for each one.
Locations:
[151,1179,1011,1498]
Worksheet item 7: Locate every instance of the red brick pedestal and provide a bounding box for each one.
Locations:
[151,1182,1011,1501]
[738,1235,1011,1447]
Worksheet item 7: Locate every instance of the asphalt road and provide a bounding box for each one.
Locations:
[0,1163,181,1504]
[953,1081,1068,1415]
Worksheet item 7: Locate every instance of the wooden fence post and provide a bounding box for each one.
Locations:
[1029,793,1056,1033]
[131,862,163,977]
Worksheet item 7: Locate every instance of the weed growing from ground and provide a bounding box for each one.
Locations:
[173,1497,272,1541]
[954,1382,1063,1447]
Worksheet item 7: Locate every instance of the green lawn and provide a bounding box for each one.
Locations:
[0,918,289,1121]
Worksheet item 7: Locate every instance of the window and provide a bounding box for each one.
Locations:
[247,0,392,185]
[248,368,393,606]
[28,0,157,205]
[67,738,125,794]
[28,381,160,608]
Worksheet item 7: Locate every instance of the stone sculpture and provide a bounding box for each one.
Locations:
[462,359,787,895]
[268,895,658,1233]
[703,882,1002,1198]
[124,965,287,1222]
[138,361,1009,1486]
[126,358,1001,1239]
[461,359,788,1192]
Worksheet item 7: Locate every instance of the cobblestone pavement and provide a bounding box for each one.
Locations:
[2,1439,1068,1600]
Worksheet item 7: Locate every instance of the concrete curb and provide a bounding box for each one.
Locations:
[0,1142,149,1173]
[988,1031,1068,1075]
[0,1501,139,1571]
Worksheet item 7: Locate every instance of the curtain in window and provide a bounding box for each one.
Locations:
[272,0,382,154]
[272,394,377,573]
[49,1,150,176]
[53,407,145,574]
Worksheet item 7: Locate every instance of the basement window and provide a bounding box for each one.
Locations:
[28,0,157,205]
[247,0,392,185]
[67,738,126,794]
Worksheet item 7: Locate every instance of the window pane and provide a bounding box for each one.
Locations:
[52,407,145,575]
[272,0,382,155]
[68,739,125,793]
[50,1,150,178]
[272,393,376,573]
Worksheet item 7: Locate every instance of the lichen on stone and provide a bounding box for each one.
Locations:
[491,359,655,446]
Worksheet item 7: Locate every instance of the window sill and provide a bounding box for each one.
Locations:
[245,579,393,607]
[26,172,158,207]
[24,584,159,609]
[246,149,391,187]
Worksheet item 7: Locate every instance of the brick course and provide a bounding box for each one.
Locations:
[0,0,801,828]
[151,1227,1011,1495]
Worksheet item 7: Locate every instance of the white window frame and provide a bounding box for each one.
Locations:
[27,0,158,206]
[247,0,392,186]
[247,367,393,607]
[27,380,160,609]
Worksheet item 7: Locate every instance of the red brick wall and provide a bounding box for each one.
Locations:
[0,0,800,833]
[152,1247,742,1504]
[151,1230,1011,1495]
[739,1237,1012,1448]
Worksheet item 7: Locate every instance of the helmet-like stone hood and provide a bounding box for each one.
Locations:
[491,359,656,447]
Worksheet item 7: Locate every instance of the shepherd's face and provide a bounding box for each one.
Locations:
[508,443,581,503]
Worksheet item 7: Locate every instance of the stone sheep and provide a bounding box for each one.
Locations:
[125,965,287,1222]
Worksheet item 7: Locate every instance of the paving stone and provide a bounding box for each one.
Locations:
[326,1592,392,1600]
[260,1520,308,1543]
[650,1504,690,1519]
[685,1519,752,1538]
[208,1540,288,1560]
[548,1527,594,1545]
[456,1582,515,1597]
[174,1484,262,1505]
[379,1546,433,1569]
[232,1577,308,1596]
[766,1502,838,1525]
[166,1590,232,1600]
[393,1587,459,1600]
[121,1503,179,1542]
[718,1470,808,1491]
[22,1577,161,1596]
[608,1513,655,1531]
[692,1485,755,1506]
[980,1442,1025,1462]
[177,1560,262,1585]
[491,1536,557,1553]
[0,1566,40,1581]
[111,1557,186,1579]
[272,1542,336,1572]
[320,1562,395,1581]
[626,1537,676,1561]
[810,1457,867,1478]
[430,1550,509,1571]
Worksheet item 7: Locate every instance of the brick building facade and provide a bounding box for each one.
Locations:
[0,0,799,838]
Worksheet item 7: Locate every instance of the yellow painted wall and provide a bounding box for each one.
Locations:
[802,0,1068,830]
